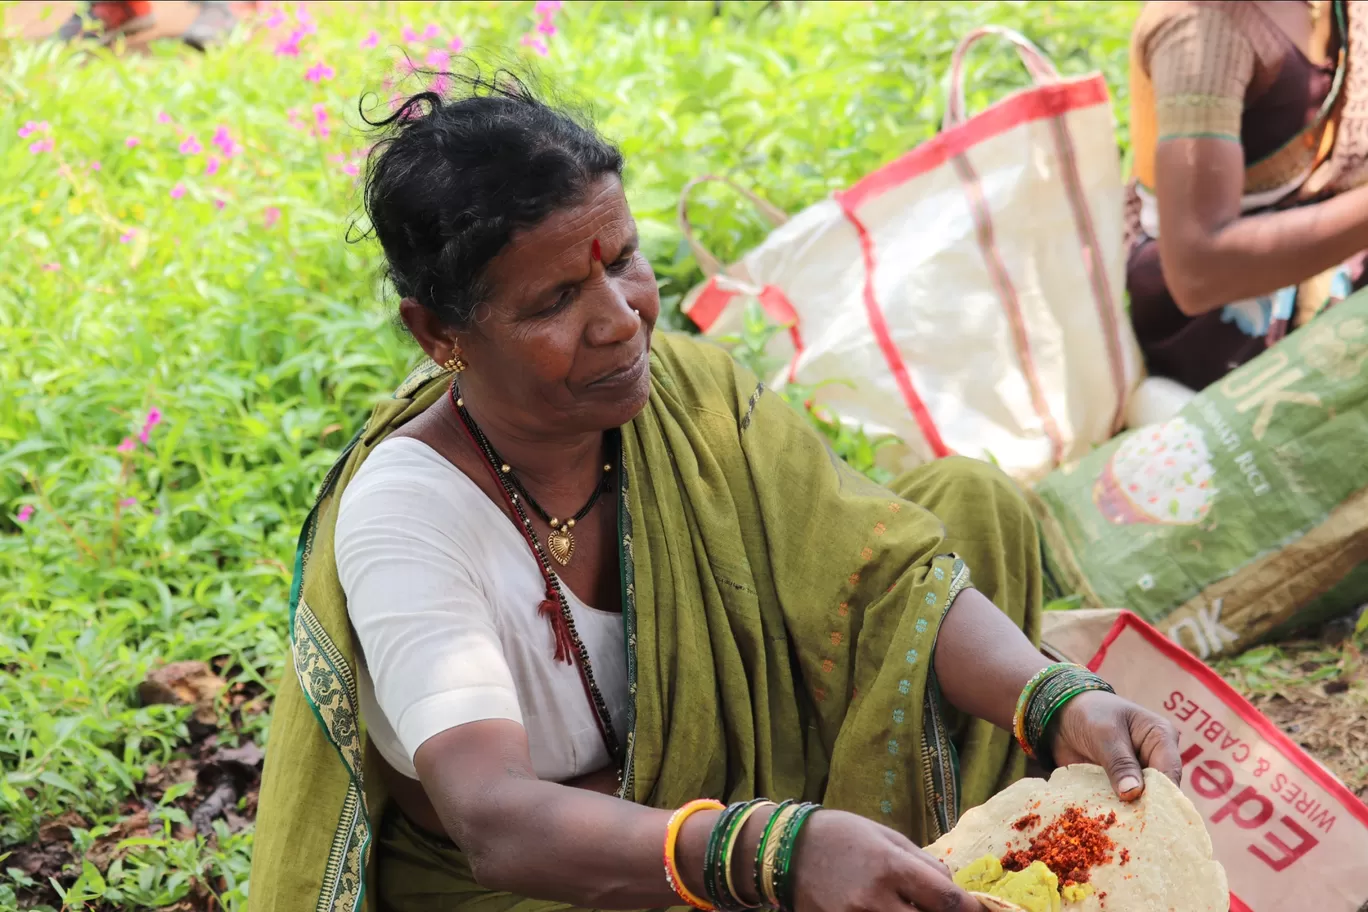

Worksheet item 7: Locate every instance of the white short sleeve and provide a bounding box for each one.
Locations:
[335,454,523,767]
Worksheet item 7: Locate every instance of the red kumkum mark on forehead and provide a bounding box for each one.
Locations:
[591,238,602,262]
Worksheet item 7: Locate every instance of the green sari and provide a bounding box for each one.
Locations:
[249,332,1042,912]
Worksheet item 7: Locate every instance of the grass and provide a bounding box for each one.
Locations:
[1,0,1155,908]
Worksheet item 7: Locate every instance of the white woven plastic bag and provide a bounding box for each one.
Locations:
[682,27,1143,482]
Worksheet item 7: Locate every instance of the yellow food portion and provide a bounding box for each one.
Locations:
[952,855,1062,912]
[1061,883,1095,903]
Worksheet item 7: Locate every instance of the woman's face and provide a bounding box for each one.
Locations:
[407,174,660,436]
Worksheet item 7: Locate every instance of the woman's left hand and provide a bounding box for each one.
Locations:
[1048,690,1184,801]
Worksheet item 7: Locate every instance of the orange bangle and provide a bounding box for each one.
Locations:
[664,799,724,910]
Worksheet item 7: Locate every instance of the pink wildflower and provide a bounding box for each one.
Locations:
[125,136,140,148]
[313,103,331,138]
[205,155,221,176]
[211,125,241,158]
[431,73,450,95]
[89,160,102,171]
[534,0,564,14]
[179,135,203,155]
[342,162,360,177]
[295,5,317,34]
[18,120,48,138]
[361,30,379,49]
[16,505,35,523]
[275,31,302,57]
[305,60,336,83]
[29,138,54,154]
[120,230,137,244]
[264,206,281,229]
[521,34,549,56]
[537,18,557,36]
[214,197,226,210]
[170,183,187,200]
[424,48,448,69]
[422,23,440,40]
[157,111,172,124]
[42,263,60,272]
[119,497,138,508]
[138,409,161,445]
[118,436,137,452]
[449,35,464,52]
[401,25,419,42]
[264,6,285,27]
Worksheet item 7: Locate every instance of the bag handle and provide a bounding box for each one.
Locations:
[678,175,790,278]
[943,26,1060,131]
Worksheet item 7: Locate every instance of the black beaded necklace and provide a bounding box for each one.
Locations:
[448,380,621,760]
[498,450,611,567]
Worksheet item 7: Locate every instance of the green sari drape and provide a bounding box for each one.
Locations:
[249,332,1042,912]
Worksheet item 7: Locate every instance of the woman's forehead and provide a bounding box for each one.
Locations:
[500,179,634,264]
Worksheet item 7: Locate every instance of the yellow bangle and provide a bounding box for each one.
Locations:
[724,801,774,908]
[665,799,724,911]
[761,804,800,908]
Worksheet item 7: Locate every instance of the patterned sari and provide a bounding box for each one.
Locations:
[1126,0,1368,391]
[248,332,1041,912]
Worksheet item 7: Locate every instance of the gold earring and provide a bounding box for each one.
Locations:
[443,349,467,373]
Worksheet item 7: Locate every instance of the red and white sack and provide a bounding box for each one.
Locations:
[681,27,1142,482]
[1043,609,1368,912]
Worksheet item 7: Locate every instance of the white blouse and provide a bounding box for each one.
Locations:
[334,437,629,782]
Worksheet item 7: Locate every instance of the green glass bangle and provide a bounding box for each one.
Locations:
[714,798,767,912]
[1014,663,1072,724]
[1023,667,1115,763]
[774,803,820,912]
[753,799,795,909]
[1013,663,1074,755]
[704,801,746,910]
[1025,673,1082,745]
[1036,679,1114,762]
[1025,669,1095,741]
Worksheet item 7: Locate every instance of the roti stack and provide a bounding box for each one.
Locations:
[928,764,1228,911]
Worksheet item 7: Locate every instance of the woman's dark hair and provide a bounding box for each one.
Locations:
[358,67,624,328]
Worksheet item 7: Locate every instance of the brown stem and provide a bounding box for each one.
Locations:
[22,472,100,561]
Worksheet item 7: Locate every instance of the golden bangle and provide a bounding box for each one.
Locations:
[761,804,800,908]
[724,801,774,908]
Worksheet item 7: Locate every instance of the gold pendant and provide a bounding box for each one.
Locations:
[547,527,575,566]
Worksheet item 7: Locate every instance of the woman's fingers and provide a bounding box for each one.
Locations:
[1099,723,1147,802]
[1130,707,1183,786]
[896,854,985,912]
[1051,691,1188,800]
[875,826,956,881]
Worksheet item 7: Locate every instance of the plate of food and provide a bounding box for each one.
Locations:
[928,765,1228,911]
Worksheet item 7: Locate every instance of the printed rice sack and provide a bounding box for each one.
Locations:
[1032,289,1368,659]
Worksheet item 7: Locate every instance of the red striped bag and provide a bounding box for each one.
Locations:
[681,27,1143,482]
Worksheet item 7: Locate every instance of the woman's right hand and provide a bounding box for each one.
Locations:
[791,810,984,912]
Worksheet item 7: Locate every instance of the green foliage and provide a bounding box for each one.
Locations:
[1,1,1138,906]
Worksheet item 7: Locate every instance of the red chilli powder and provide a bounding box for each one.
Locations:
[1001,806,1118,887]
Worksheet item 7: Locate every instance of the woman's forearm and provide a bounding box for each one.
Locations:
[450,777,677,907]
[1156,135,1368,317]
[453,781,775,908]
[416,723,770,909]
[1166,184,1368,315]
[932,589,1048,731]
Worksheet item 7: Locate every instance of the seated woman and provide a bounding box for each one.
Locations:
[1127,0,1368,393]
[250,74,1181,912]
